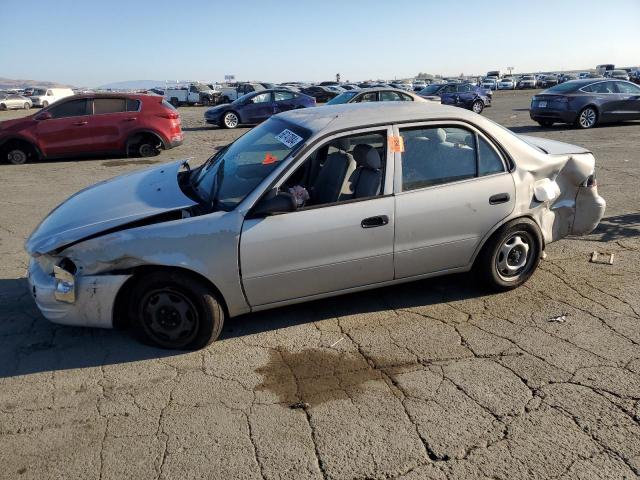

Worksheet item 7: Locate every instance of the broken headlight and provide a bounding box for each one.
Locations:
[53,258,77,303]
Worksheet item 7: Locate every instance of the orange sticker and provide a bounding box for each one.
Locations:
[262,152,278,165]
[389,135,404,153]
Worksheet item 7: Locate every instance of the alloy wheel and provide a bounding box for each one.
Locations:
[472,101,484,113]
[578,108,597,128]
[224,112,239,128]
[7,149,27,165]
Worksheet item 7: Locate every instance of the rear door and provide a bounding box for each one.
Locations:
[90,97,134,152]
[36,98,94,156]
[393,122,515,278]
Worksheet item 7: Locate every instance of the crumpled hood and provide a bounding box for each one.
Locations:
[518,135,590,155]
[25,160,197,255]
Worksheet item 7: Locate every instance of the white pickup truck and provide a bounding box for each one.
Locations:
[164,83,220,106]
[218,82,274,103]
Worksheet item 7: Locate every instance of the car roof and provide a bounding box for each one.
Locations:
[276,102,477,134]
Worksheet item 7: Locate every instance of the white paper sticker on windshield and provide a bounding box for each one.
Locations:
[275,129,303,149]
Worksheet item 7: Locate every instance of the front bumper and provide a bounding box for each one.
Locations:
[27,257,131,329]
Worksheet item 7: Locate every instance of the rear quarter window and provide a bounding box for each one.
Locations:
[126,99,141,111]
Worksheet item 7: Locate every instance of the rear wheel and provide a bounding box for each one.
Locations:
[23,102,30,110]
[0,103,6,111]
[170,97,179,107]
[128,134,161,157]
[472,100,484,114]
[475,219,542,291]
[222,111,239,129]
[576,106,598,129]
[42,101,49,108]
[129,271,224,350]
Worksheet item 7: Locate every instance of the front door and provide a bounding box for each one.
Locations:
[239,128,395,306]
[613,80,640,120]
[242,92,274,123]
[394,123,515,278]
[36,98,94,157]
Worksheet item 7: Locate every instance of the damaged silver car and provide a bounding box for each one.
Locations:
[26,103,606,349]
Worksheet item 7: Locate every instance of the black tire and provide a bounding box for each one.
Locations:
[170,97,179,107]
[537,120,554,127]
[129,271,224,350]
[0,103,6,111]
[475,218,542,291]
[222,111,239,129]
[6,147,29,165]
[129,134,161,157]
[24,102,30,110]
[576,106,598,129]
[42,101,49,108]
[471,100,484,114]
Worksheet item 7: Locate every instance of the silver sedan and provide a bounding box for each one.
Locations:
[0,93,32,110]
[26,102,606,349]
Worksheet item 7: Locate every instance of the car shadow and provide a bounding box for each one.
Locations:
[182,126,216,132]
[509,121,640,134]
[582,212,640,242]
[0,274,483,378]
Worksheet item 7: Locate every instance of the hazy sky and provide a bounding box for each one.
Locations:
[1,0,638,86]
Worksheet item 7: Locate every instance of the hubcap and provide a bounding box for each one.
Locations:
[579,108,596,128]
[473,101,483,113]
[8,149,27,165]
[139,143,155,157]
[496,233,531,280]
[141,288,199,346]
[225,113,238,128]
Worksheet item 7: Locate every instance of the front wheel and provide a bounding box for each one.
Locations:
[24,102,30,110]
[42,101,49,108]
[222,111,239,129]
[475,219,541,291]
[7,148,29,165]
[129,271,224,349]
[576,106,598,129]
[471,100,484,114]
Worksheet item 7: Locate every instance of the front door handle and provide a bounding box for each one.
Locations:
[73,121,88,126]
[124,117,137,121]
[361,215,389,228]
[489,193,510,205]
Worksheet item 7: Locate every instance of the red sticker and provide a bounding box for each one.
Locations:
[262,152,278,165]
[389,135,404,153]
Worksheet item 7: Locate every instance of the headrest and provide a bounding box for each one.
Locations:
[353,144,381,170]
[422,128,446,143]
[332,138,351,152]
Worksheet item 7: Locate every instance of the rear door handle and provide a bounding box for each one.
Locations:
[489,193,510,205]
[73,121,88,126]
[361,215,389,228]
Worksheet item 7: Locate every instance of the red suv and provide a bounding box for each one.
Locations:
[0,93,183,165]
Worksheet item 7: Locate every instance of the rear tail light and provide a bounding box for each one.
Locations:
[157,111,180,119]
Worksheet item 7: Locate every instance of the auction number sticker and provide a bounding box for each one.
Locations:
[275,129,303,148]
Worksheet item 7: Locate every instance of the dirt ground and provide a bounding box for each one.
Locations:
[1,91,639,480]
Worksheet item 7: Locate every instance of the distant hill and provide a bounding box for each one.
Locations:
[97,80,167,90]
[0,77,75,89]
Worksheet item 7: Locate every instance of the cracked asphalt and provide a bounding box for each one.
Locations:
[1,90,639,480]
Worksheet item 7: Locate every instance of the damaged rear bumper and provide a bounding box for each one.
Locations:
[27,257,131,329]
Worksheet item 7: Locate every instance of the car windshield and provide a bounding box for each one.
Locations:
[326,91,358,104]
[190,118,311,211]
[419,85,442,95]
[545,82,579,93]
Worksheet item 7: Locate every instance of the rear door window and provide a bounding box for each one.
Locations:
[94,98,127,114]
[379,91,402,101]
[274,91,295,101]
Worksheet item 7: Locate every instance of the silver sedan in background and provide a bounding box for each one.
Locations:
[26,102,606,350]
[0,93,32,110]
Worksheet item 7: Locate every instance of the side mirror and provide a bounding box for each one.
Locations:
[251,190,297,217]
[36,111,52,120]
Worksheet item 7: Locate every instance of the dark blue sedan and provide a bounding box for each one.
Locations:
[204,89,316,129]
[417,83,492,114]
[530,79,640,129]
